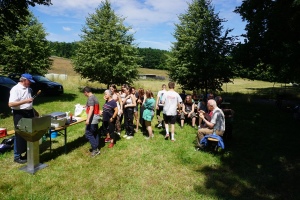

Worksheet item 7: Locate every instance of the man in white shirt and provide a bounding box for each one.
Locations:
[155,84,166,128]
[162,82,182,141]
[8,73,39,164]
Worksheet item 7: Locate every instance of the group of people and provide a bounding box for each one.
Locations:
[9,73,226,161]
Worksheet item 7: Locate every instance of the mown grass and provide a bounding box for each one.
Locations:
[0,58,300,199]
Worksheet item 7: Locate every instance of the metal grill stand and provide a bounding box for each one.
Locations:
[15,115,51,174]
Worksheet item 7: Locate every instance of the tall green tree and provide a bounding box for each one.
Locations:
[0,11,51,74]
[73,0,140,86]
[234,0,300,83]
[168,0,235,92]
[0,0,51,38]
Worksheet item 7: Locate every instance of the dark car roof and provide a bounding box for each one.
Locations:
[0,75,17,87]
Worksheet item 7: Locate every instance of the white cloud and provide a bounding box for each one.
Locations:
[63,26,72,31]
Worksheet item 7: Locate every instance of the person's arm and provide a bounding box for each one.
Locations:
[117,93,123,114]
[182,104,186,114]
[86,105,94,125]
[8,98,33,107]
[124,94,136,108]
[199,113,214,128]
[156,92,160,110]
[110,106,118,122]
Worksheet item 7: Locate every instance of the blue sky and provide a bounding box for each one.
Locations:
[30,0,245,50]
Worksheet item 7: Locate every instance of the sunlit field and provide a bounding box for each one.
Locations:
[0,57,299,199]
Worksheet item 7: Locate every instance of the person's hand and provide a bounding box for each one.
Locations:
[26,98,33,103]
[199,113,204,119]
[85,119,89,125]
[119,109,123,115]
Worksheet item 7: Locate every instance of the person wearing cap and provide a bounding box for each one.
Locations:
[8,73,39,164]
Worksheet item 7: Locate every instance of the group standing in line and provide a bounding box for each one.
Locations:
[9,76,226,159]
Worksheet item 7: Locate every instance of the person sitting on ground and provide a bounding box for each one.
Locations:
[180,95,196,128]
[197,99,225,149]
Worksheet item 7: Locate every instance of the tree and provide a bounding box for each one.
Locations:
[167,0,235,93]
[73,0,141,87]
[234,0,300,83]
[0,11,52,74]
[137,48,170,69]
[0,0,51,38]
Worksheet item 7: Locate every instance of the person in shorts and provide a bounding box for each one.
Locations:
[155,84,166,127]
[161,82,182,141]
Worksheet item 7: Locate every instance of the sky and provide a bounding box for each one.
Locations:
[30,0,245,50]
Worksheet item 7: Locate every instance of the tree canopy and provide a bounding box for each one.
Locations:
[0,11,51,75]
[137,48,170,70]
[234,0,300,83]
[0,0,51,38]
[168,0,235,92]
[72,0,141,86]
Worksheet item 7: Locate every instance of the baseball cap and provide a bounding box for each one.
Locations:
[21,73,35,83]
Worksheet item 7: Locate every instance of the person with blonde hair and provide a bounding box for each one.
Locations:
[142,90,155,139]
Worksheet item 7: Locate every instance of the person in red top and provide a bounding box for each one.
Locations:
[83,87,101,157]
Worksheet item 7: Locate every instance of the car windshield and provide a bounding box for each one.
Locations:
[33,75,50,82]
[0,76,17,85]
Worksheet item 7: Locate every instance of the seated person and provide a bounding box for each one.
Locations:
[197,99,225,148]
[180,95,196,128]
[191,91,199,104]
[179,90,186,101]
[215,96,223,108]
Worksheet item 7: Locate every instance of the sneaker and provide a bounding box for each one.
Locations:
[171,138,176,142]
[145,136,150,140]
[104,138,111,143]
[123,135,128,138]
[157,123,162,128]
[126,136,133,139]
[14,157,27,164]
[198,126,201,130]
[91,149,100,157]
[108,143,114,148]
[164,134,169,140]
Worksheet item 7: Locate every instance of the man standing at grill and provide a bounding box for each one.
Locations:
[8,73,39,164]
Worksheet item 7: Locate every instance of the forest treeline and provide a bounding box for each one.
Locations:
[49,41,170,70]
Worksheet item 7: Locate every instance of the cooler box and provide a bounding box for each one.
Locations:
[49,112,67,128]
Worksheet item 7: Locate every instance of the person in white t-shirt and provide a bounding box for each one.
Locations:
[161,82,182,141]
[155,84,166,128]
[8,73,39,164]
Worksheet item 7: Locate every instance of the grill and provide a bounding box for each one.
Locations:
[15,115,51,174]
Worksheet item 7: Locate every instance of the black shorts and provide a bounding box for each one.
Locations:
[156,105,163,116]
[163,114,177,124]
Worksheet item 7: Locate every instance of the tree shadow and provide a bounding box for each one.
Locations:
[191,91,300,199]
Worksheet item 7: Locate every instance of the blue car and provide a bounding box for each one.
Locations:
[0,75,17,102]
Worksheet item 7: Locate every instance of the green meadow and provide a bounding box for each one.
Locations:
[0,57,299,199]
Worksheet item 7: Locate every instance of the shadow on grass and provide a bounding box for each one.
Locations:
[192,92,300,199]
[39,132,111,162]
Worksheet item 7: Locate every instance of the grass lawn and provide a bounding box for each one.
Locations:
[0,57,299,199]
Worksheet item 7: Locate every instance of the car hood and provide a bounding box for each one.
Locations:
[39,81,62,86]
[0,83,15,88]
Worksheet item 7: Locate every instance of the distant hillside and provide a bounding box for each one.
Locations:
[49,56,169,78]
